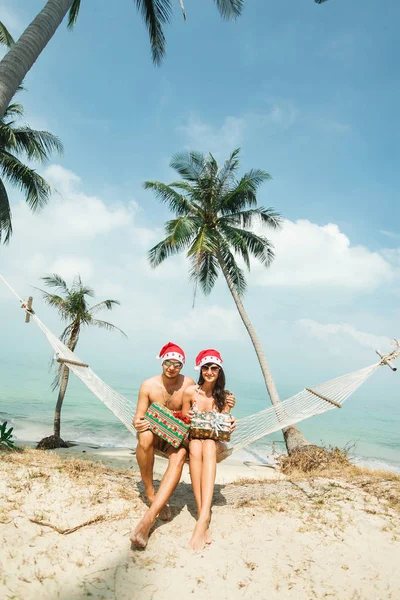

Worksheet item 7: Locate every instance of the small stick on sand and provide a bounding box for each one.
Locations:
[29,515,105,535]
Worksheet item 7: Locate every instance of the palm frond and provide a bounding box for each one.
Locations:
[189,251,220,296]
[89,319,128,338]
[219,169,271,213]
[149,216,197,266]
[220,207,282,229]
[218,222,251,269]
[0,22,15,48]
[170,151,206,182]
[0,151,52,211]
[217,147,241,192]
[72,275,94,297]
[11,128,63,162]
[143,181,195,216]
[135,0,172,65]
[88,300,121,316]
[213,0,243,19]
[41,274,69,294]
[0,178,12,244]
[220,224,274,267]
[178,0,187,20]
[218,245,247,296]
[3,102,24,119]
[67,0,82,29]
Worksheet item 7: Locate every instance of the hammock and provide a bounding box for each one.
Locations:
[1,274,399,456]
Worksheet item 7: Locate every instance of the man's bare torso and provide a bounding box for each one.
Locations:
[143,374,195,412]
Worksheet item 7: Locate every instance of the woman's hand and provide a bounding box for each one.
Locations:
[230,416,237,433]
[225,392,236,409]
[133,415,150,433]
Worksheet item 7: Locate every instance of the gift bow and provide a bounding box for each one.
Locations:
[210,413,230,436]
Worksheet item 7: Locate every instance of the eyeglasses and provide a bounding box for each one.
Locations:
[163,360,183,369]
[201,364,220,374]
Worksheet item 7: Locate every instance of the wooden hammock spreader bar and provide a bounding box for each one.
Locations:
[20,296,34,323]
[306,388,342,408]
[57,358,89,368]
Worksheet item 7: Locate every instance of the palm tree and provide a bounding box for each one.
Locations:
[145,149,310,454]
[36,274,127,449]
[0,0,243,119]
[0,21,63,243]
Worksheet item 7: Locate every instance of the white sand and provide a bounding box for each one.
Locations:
[1,445,399,600]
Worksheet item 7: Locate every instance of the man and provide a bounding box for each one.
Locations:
[130,342,235,549]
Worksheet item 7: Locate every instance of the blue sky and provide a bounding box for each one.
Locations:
[0,0,399,404]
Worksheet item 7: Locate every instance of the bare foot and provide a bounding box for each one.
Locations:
[157,503,172,521]
[130,515,152,549]
[189,520,208,552]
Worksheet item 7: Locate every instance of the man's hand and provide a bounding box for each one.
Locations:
[230,416,237,433]
[133,416,150,433]
[226,391,236,410]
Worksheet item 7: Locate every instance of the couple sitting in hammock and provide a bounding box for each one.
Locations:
[131,342,236,551]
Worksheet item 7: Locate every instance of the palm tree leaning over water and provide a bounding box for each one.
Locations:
[145,149,310,454]
[0,22,63,243]
[36,274,127,450]
[0,0,243,119]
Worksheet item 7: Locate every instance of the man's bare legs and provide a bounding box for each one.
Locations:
[189,440,217,551]
[130,445,187,548]
[136,430,155,501]
[136,431,172,521]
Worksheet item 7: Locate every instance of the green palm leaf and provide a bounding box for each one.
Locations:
[170,151,206,182]
[0,178,12,243]
[213,0,244,19]
[11,128,64,162]
[0,21,15,48]
[0,151,51,211]
[143,181,195,216]
[135,0,172,65]
[67,0,82,29]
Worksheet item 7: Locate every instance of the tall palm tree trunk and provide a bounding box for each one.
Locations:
[216,252,310,454]
[0,0,73,118]
[54,364,70,437]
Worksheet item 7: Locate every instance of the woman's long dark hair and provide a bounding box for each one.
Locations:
[198,365,227,412]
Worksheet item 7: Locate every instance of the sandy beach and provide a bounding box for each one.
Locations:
[1,444,399,600]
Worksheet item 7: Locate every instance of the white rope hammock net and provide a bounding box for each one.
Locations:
[1,274,399,455]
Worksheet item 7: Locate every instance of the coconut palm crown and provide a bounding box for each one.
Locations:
[146,148,281,296]
[36,273,127,449]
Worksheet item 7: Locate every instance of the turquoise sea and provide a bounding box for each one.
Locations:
[1,358,399,473]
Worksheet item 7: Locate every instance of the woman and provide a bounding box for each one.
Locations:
[182,348,234,551]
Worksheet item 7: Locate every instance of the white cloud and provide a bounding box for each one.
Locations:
[381,230,400,241]
[178,115,245,156]
[49,256,94,281]
[252,219,393,291]
[40,165,134,238]
[299,319,392,352]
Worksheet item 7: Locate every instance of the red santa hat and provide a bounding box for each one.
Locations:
[194,348,223,370]
[157,342,185,364]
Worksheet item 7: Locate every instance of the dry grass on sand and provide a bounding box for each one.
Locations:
[0,446,399,599]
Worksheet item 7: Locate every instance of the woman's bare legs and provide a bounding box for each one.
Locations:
[189,440,217,551]
[189,439,203,516]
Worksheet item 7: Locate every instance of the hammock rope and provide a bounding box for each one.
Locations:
[1,274,399,454]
